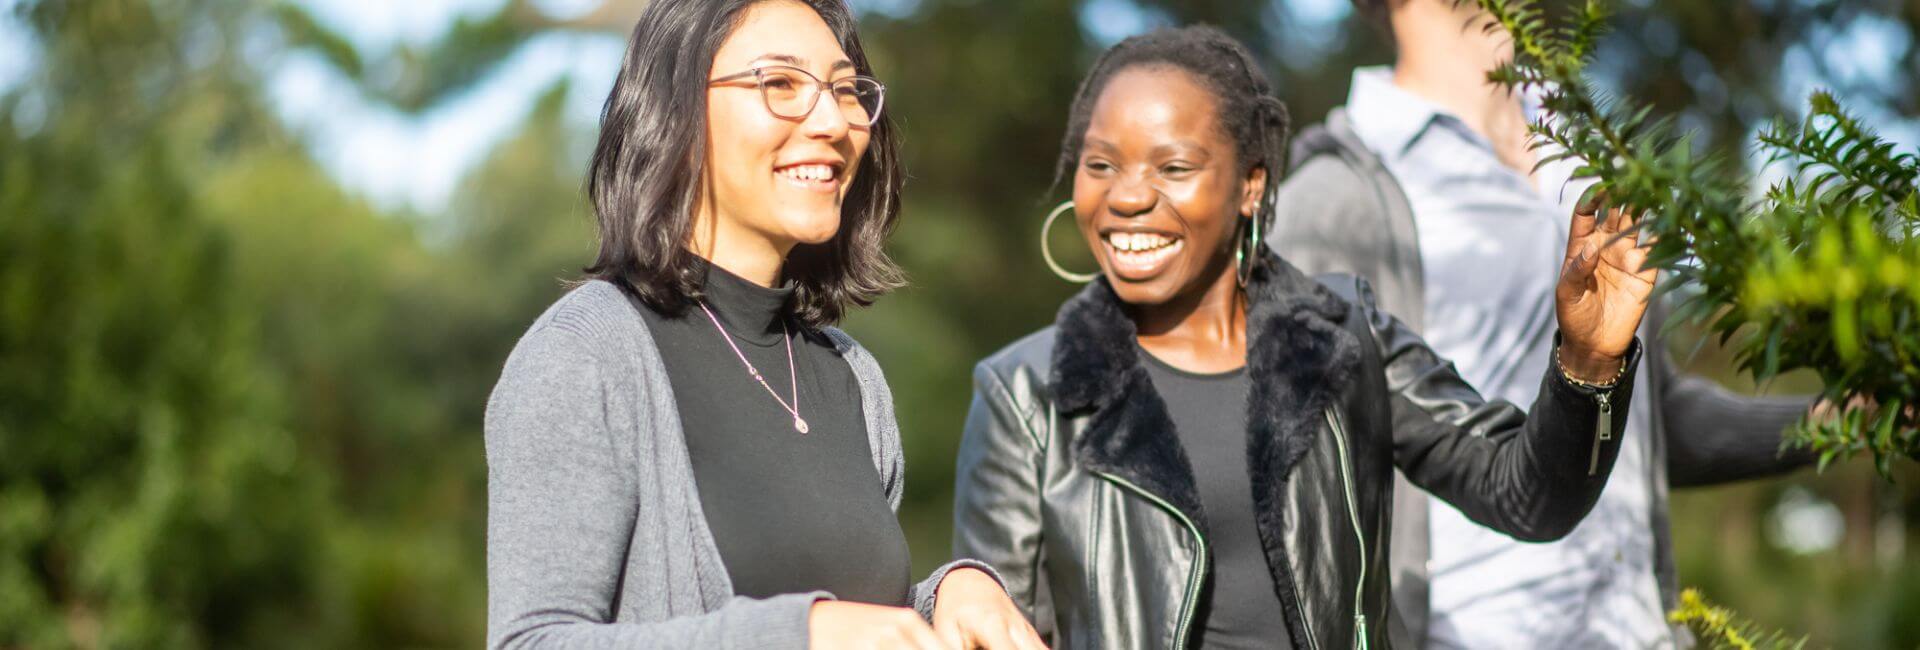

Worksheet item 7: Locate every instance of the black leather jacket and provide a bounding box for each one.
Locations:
[952,254,1642,649]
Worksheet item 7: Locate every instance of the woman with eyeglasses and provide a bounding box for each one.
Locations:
[484,1,1042,648]
[951,26,1657,649]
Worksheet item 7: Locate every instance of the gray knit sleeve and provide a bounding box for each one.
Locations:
[484,322,826,649]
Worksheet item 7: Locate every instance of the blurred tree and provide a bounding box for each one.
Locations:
[0,1,342,646]
[5,0,1919,647]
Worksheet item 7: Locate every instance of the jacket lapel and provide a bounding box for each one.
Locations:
[1052,278,1209,530]
[1243,253,1363,488]
[1241,254,1365,643]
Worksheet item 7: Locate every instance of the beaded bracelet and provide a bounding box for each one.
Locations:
[1554,345,1626,390]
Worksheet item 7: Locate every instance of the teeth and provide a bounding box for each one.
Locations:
[778,164,836,182]
[1108,232,1174,252]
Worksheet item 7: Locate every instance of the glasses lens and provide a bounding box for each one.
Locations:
[757,69,807,117]
[833,78,884,125]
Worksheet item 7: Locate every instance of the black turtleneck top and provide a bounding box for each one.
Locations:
[635,261,911,606]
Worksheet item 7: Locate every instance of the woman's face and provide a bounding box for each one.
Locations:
[1073,65,1265,308]
[703,0,869,254]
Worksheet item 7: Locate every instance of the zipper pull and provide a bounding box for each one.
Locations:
[1587,390,1614,476]
[1354,614,1370,650]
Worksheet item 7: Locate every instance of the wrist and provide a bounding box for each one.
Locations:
[937,567,993,597]
[1557,345,1624,387]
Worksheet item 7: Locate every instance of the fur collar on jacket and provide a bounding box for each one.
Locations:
[1049,251,1364,630]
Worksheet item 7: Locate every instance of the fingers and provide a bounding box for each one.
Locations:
[902,614,955,650]
[1600,202,1637,236]
[1561,237,1599,289]
[977,621,1017,650]
[1598,220,1659,291]
[1569,186,1605,243]
[934,617,966,650]
[951,614,1046,650]
[1010,619,1049,650]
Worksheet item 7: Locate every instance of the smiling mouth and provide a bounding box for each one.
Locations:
[1101,230,1184,278]
[774,162,842,192]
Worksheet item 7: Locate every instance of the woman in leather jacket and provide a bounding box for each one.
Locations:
[951,26,1656,650]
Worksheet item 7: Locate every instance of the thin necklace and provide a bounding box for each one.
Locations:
[696,300,808,434]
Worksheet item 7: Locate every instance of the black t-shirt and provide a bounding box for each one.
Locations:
[636,261,911,606]
[1142,350,1292,650]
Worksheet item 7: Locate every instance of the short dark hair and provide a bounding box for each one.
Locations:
[1352,0,1392,31]
[1053,25,1290,239]
[584,0,904,328]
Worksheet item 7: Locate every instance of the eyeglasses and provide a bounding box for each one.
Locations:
[709,65,886,127]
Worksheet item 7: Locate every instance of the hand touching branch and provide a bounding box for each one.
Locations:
[1554,191,1658,383]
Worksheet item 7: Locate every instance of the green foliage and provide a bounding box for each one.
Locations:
[1476,0,1920,475]
[1670,588,1811,650]
[0,5,333,645]
[1,1,492,645]
[5,0,1918,645]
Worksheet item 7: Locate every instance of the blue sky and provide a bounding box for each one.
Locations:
[268,0,1351,212]
[0,0,1911,212]
[265,0,626,213]
[267,0,1202,212]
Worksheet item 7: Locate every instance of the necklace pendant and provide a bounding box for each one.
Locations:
[794,417,810,434]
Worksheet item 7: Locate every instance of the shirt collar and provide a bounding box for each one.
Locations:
[1345,66,1549,160]
[1344,66,1449,160]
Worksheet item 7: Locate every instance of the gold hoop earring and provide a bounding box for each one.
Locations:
[1235,213,1261,288]
[1041,201,1099,284]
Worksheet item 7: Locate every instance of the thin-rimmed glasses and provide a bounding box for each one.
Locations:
[709,65,886,127]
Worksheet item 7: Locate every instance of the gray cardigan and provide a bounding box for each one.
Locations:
[485,280,994,649]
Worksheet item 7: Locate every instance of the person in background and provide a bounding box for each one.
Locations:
[483,1,1043,648]
[1271,1,1817,647]
[954,25,1659,650]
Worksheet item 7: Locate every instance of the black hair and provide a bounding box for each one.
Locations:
[1053,25,1291,239]
[1352,0,1392,32]
[584,0,903,328]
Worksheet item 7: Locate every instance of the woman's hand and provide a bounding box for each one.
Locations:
[932,568,1048,650]
[1555,190,1658,383]
[809,601,950,650]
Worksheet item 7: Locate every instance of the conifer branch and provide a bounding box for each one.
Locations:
[1476,0,1920,475]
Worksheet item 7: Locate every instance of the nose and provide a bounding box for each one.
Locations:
[799,90,852,141]
[1105,172,1157,218]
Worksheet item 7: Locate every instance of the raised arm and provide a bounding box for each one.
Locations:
[1391,192,1658,540]
[1369,290,1644,541]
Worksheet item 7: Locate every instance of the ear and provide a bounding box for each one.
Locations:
[1240,165,1269,217]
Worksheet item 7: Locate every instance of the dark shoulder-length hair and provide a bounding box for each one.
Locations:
[584,0,904,328]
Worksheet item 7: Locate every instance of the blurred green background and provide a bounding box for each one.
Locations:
[2,0,1917,647]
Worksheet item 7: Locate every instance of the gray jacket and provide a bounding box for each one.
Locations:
[485,280,993,649]
[1270,108,1814,648]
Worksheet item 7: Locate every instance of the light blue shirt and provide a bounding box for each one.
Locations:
[1345,67,1672,649]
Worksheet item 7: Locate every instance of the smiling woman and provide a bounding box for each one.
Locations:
[581,0,900,327]
[483,1,1042,649]
[952,25,1662,650]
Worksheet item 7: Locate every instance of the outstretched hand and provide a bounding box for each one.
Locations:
[1554,190,1658,383]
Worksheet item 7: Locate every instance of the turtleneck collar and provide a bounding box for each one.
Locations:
[697,257,796,347]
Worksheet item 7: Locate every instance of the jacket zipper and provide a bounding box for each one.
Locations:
[1586,390,1614,476]
[1089,470,1209,649]
[1324,409,1369,650]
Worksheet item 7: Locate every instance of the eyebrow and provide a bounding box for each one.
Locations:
[750,53,857,73]
[1081,136,1213,158]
